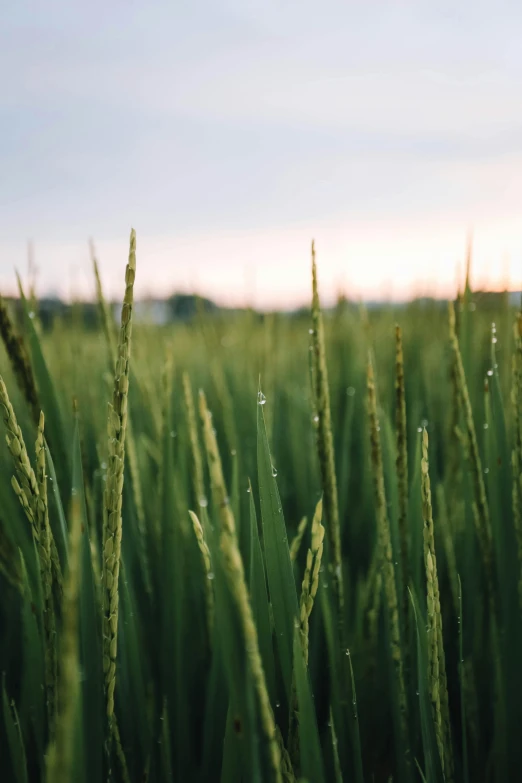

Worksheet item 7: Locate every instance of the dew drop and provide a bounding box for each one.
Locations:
[231,449,237,456]
[483,423,489,430]
[492,337,498,344]
[207,572,215,581]
[487,369,493,377]
[417,427,422,433]
[257,391,266,406]
[484,467,490,474]
[308,328,314,335]
[28,311,35,319]
[199,496,208,508]
[272,465,278,478]
[313,415,319,423]
[347,386,356,397]
[246,486,251,493]
[170,430,176,438]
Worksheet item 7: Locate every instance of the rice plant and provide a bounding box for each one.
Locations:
[0,234,520,782]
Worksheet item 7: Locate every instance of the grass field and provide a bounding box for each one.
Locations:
[0,230,521,782]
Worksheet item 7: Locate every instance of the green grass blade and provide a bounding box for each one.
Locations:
[45,440,69,568]
[457,576,469,783]
[257,395,299,698]
[293,627,325,783]
[248,484,276,704]
[72,417,104,783]
[2,679,28,783]
[410,588,444,783]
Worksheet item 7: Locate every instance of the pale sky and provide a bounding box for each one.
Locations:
[1,1,522,307]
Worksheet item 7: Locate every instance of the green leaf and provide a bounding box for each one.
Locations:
[293,628,325,783]
[319,580,348,778]
[2,680,28,783]
[201,640,228,780]
[72,417,104,783]
[45,439,69,569]
[409,588,444,783]
[212,552,262,781]
[257,397,299,698]
[18,550,45,752]
[457,576,469,783]
[248,484,276,704]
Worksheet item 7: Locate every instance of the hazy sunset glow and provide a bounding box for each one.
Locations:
[2,2,522,308]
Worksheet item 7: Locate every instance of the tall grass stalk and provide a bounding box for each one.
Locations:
[512,313,522,607]
[395,325,410,637]
[298,498,324,666]
[35,412,57,732]
[421,428,453,781]
[448,302,494,600]
[92,239,147,590]
[311,242,344,627]
[102,229,136,720]
[188,509,214,642]
[183,371,209,522]
[199,389,282,783]
[0,294,40,426]
[45,495,82,783]
[367,358,408,747]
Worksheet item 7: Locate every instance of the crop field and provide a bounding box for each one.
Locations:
[0,230,521,783]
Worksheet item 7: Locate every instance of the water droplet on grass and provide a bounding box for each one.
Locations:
[257,391,266,405]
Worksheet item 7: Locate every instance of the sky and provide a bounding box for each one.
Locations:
[1,1,522,308]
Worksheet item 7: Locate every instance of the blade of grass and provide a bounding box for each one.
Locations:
[257,390,299,699]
